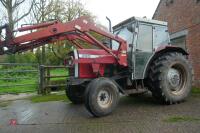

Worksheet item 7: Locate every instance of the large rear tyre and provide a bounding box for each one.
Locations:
[65,85,85,104]
[84,78,119,117]
[148,52,192,104]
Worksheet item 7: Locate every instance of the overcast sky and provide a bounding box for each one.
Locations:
[82,0,160,27]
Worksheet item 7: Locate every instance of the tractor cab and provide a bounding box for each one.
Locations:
[113,17,170,79]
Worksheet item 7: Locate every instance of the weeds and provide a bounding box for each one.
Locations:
[164,116,200,123]
[29,94,69,103]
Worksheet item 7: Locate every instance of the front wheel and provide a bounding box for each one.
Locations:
[148,52,192,104]
[84,78,119,117]
[65,85,85,104]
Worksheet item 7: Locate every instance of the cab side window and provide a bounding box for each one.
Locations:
[137,24,153,52]
[154,26,169,49]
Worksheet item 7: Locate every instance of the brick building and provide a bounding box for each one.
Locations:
[153,0,200,87]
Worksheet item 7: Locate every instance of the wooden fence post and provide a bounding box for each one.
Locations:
[46,67,51,94]
[38,65,69,94]
[39,65,45,95]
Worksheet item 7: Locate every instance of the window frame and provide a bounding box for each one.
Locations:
[136,23,153,52]
[170,36,187,50]
[153,25,170,49]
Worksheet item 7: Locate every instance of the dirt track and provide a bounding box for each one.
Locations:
[0,94,200,133]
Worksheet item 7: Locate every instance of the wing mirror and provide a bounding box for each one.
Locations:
[127,24,135,33]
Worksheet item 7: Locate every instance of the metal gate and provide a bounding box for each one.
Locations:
[0,63,39,94]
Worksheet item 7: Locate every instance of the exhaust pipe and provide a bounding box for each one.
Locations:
[106,16,112,49]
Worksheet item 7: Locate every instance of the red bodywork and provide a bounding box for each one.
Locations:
[77,49,119,78]
[0,16,128,78]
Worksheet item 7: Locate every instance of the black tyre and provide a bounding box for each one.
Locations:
[84,78,119,117]
[65,85,85,104]
[148,52,192,104]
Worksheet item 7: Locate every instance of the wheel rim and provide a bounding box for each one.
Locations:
[167,63,187,95]
[97,89,113,108]
[167,68,181,88]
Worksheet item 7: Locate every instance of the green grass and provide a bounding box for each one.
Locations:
[0,79,37,94]
[0,101,11,107]
[49,68,69,81]
[192,87,200,94]
[50,68,67,75]
[0,67,68,94]
[29,94,69,103]
[164,116,200,123]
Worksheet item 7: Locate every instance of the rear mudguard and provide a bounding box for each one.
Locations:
[143,45,188,78]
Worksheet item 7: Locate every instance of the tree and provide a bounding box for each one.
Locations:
[31,0,58,23]
[0,0,35,63]
[30,0,66,64]
[50,0,93,61]
[0,0,35,33]
[0,7,7,26]
[30,0,93,64]
[64,0,91,21]
[31,0,92,23]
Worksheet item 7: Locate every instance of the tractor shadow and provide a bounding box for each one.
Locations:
[63,92,162,118]
[119,92,160,107]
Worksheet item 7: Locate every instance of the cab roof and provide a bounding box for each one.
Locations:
[113,16,168,30]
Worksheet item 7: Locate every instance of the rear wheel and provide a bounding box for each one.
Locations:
[84,78,119,117]
[65,85,85,104]
[148,52,192,104]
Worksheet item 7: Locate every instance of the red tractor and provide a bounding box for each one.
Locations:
[0,16,192,117]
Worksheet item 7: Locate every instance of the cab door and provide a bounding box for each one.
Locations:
[133,23,153,79]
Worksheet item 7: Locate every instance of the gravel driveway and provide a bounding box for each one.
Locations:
[0,94,200,133]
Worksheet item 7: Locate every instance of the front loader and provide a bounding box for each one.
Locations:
[0,16,192,117]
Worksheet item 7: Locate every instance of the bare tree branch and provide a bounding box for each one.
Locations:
[13,0,25,9]
[14,0,35,23]
[0,0,7,7]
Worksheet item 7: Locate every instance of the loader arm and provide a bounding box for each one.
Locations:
[0,16,127,66]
